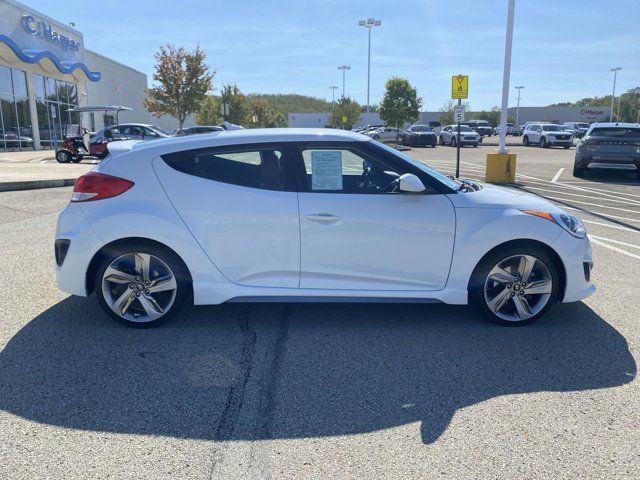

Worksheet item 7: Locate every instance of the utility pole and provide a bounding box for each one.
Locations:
[358,18,381,113]
[337,65,351,99]
[515,86,524,130]
[329,85,338,103]
[497,0,515,154]
[609,67,622,122]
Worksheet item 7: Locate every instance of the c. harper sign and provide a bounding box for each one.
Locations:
[21,15,80,52]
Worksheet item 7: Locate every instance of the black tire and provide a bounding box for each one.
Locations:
[439,136,444,146]
[473,143,479,148]
[573,164,584,178]
[451,137,456,147]
[71,156,82,163]
[94,241,191,327]
[56,150,72,163]
[469,244,560,326]
[563,145,570,149]
[540,137,548,148]
[373,135,380,140]
[523,136,530,146]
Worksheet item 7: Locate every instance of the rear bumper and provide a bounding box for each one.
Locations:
[55,203,102,297]
[575,154,639,170]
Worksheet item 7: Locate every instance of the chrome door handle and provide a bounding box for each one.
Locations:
[305,213,340,222]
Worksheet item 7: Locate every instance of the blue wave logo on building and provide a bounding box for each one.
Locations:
[21,15,80,53]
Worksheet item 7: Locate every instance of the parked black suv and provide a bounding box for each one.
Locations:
[401,125,437,147]
[573,123,640,179]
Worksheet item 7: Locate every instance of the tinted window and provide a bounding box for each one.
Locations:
[411,125,432,132]
[542,125,562,132]
[590,127,640,137]
[163,145,287,191]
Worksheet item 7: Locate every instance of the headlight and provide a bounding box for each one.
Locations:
[521,210,587,238]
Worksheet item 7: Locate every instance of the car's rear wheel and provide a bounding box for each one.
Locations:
[56,150,71,163]
[470,245,559,326]
[573,164,584,177]
[95,243,190,327]
[523,136,530,146]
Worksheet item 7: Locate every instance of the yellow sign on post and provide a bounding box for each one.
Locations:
[451,75,468,99]
[342,115,347,124]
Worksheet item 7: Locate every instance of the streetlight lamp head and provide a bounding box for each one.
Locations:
[374,20,381,26]
[610,67,622,72]
[358,20,366,26]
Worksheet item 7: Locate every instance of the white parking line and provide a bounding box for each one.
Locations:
[538,194,640,215]
[517,173,640,202]
[590,237,640,260]
[551,168,564,183]
[589,235,640,250]
[562,205,640,224]
[582,219,640,234]
[519,185,640,207]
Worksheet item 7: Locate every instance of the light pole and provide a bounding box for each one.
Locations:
[497,0,516,154]
[609,67,622,122]
[358,18,381,113]
[337,65,351,99]
[329,85,338,103]
[515,86,524,130]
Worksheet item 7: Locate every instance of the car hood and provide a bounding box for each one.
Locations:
[446,182,562,211]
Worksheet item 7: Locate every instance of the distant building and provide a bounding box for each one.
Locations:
[288,106,612,128]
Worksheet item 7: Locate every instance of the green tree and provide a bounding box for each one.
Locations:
[379,77,422,139]
[247,99,276,128]
[273,111,288,128]
[438,99,470,125]
[144,44,214,130]
[330,97,361,129]
[196,95,221,125]
[220,83,250,125]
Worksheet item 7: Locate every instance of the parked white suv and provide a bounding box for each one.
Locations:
[523,123,572,149]
[439,125,480,147]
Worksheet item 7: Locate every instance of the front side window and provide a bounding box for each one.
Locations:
[162,145,288,191]
[302,147,402,194]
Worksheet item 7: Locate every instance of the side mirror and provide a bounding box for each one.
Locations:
[399,173,426,193]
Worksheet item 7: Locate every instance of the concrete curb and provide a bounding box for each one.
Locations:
[0,178,77,192]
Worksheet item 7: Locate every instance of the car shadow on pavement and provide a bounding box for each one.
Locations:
[0,297,635,444]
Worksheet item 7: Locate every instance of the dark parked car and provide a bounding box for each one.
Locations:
[401,125,437,147]
[174,125,224,136]
[573,123,640,179]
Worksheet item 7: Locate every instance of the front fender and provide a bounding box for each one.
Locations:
[443,208,563,304]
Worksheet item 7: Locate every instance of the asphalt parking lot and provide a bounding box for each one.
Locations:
[0,145,638,479]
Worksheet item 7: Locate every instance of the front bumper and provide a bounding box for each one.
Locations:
[410,135,436,145]
[552,231,595,303]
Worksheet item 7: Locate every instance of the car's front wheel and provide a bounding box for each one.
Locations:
[95,243,190,327]
[523,136,530,146]
[573,164,584,177]
[540,137,548,148]
[470,245,559,326]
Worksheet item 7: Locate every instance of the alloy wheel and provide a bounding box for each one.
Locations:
[483,254,553,322]
[101,252,178,323]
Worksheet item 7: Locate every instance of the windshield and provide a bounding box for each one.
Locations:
[542,125,562,132]
[589,127,640,137]
[411,126,432,132]
[374,141,460,191]
[151,126,170,135]
[475,121,490,126]
[576,123,589,129]
[454,125,473,132]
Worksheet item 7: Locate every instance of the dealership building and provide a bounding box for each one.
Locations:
[0,0,186,151]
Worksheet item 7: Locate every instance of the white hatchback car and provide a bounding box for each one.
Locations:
[55,129,594,327]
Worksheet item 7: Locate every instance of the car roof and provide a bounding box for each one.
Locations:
[589,122,640,128]
[117,123,155,127]
[114,128,372,156]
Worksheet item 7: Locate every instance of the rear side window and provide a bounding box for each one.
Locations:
[162,145,288,191]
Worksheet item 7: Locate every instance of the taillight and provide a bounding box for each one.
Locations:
[71,172,134,202]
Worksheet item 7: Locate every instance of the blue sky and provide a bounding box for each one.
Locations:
[29,0,640,110]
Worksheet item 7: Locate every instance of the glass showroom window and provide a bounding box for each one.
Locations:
[33,74,79,149]
[0,66,33,151]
